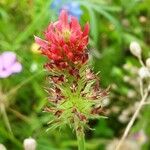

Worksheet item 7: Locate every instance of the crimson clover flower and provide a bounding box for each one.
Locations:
[35,10,89,70]
[0,51,22,78]
[35,10,108,150]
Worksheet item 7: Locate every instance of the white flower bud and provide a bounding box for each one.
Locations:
[146,58,150,68]
[0,144,7,150]
[129,41,141,58]
[23,137,36,150]
[138,67,150,79]
[127,90,136,98]
[118,113,128,123]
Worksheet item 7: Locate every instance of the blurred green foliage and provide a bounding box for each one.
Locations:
[0,0,150,149]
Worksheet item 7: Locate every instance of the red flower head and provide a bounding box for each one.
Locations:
[35,10,89,69]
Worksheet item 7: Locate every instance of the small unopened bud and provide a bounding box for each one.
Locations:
[118,113,128,123]
[146,58,150,68]
[129,41,141,58]
[127,90,136,98]
[138,67,150,79]
[23,137,36,150]
[0,144,7,150]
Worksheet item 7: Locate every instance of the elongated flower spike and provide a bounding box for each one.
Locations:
[35,10,108,150]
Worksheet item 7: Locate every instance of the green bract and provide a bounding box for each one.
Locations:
[45,64,108,131]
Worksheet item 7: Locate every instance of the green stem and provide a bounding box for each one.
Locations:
[0,104,13,135]
[76,126,85,150]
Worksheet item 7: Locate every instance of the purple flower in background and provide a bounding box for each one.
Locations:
[51,0,82,19]
[51,0,62,10]
[0,51,22,78]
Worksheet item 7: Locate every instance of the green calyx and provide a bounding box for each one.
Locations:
[45,64,108,131]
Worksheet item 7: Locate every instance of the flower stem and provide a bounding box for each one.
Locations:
[0,104,13,135]
[76,126,85,150]
[115,89,149,150]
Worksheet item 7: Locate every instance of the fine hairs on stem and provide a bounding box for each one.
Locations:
[115,48,150,150]
[74,116,85,150]
[76,126,85,150]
